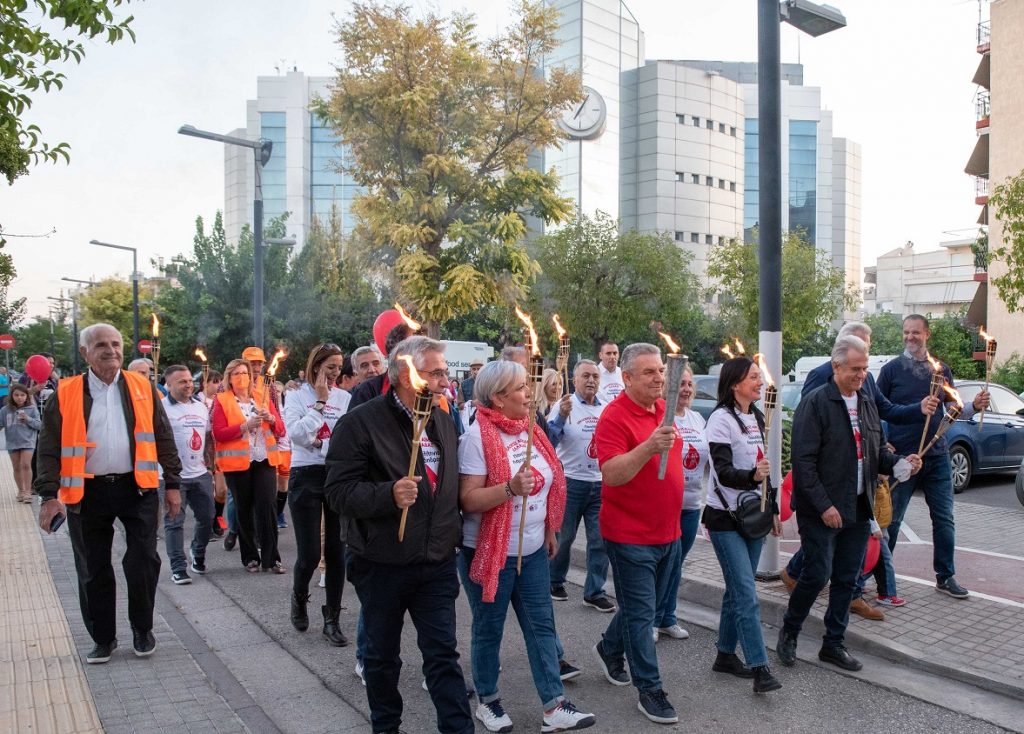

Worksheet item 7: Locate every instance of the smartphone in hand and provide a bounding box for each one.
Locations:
[49,512,66,533]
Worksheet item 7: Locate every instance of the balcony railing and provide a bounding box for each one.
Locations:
[976,90,990,128]
[977,19,991,52]
[976,176,989,204]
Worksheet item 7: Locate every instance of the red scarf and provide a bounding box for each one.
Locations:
[469,406,566,602]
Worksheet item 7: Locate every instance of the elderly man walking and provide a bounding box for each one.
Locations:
[36,323,182,664]
[777,336,921,672]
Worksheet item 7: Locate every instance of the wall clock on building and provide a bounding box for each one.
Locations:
[559,86,607,140]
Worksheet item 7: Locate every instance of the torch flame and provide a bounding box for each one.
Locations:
[552,314,567,338]
[658,331,681,354]
[266,348,287,378]
[721,344,735,359]
[926,354,943,374]
[943,384,964,409]
[753,352,775,387]
[979,326,992,343]
[398,355,429,391]
[151,313,160,338]
[194,347,208,363]
[515,306,540,356]
[394,303,421,331]
[734,338,746,355]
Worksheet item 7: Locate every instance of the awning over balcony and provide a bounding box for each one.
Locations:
[978,204,988,225]
[973,53,990,89]
[904,281,977,308]
[966,281,987,327]
[965,133,989,177]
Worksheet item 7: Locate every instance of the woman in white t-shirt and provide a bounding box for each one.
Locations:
[654,367,709,642]
[702,357,782,694]
[457,360,595,733]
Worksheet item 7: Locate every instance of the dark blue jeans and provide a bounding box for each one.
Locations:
[708,530,768,667]
[601,539,680,693]
[549,477,609,599]
[288,465,345,607]
[887,453,956,582]
[656,508,701,627]
[163,473,214,574]
[349,554,473,734]
[783,516,870,647]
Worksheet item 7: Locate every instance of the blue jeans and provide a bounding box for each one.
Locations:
[163,473,215,574]
[656,508,701,627]
[458,546,563,710]
[601,539,680,693]
[857,527,897,597]
[549,478,609,600]
[783,515,869,647]
[785,547,804,578]
[225,489,237,533]
[708,530,769,667]
[887,453,956,582]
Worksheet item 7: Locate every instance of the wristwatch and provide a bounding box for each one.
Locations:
[313,400,326,413]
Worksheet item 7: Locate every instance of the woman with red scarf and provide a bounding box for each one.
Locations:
[457,360,596,734]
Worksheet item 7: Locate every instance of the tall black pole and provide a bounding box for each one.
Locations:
[131,249,140,357]
[72,299,80,375]
[253,148,264,348]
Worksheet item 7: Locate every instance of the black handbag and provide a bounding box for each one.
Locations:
[713,483,774,540]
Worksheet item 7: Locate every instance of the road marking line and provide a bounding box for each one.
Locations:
[899,523,926,544]
[893,573,1024,608]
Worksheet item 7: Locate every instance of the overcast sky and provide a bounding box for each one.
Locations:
[1,0,985,319]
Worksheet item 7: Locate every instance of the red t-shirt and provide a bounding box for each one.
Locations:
[594,392,684,545]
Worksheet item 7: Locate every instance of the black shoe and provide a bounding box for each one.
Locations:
[712,651,754,679]
[551,584,568,601]
[592,641,630,686]
[291,591,310,632]
[776,629,798,667]
[936,577,969,599]
[818,645,862,671]
[171,570,192,585]
[132,628,156,657]
[86,639,117,664]
[190,553,207,575]
[559,659,581,681]
[637,689,677,724]
[583,595,616,613]
[752,665,782,693]
[223,531,237,551]
[322,604,348,647]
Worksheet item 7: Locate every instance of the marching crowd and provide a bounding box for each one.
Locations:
[18,311,988,734]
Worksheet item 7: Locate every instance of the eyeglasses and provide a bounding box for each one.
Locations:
[315,343,342,358]
[424,369,449,380]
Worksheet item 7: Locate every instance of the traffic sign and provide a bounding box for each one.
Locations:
[0,334,14,350]
[138,339,153,354]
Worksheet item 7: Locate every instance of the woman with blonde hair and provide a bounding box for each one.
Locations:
[540,368,563,417]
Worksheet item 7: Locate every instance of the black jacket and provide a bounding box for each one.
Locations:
[791,379,900,526]
[325,389,462,565]
[348,373,386,409]
[34,370,183,500]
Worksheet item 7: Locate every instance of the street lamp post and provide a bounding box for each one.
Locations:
[178,124,273,347]
[756,0,846,580]
[62,277,95,374]
[47,296,75,370]
[89,239,140,356]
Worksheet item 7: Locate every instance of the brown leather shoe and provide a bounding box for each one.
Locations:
[850,597,885,621]
[780,568,796,594]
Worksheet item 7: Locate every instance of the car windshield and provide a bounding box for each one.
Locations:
[781,383,803,411]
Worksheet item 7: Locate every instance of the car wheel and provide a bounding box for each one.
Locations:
[949,444,972,494]
[1016,468,1024,508]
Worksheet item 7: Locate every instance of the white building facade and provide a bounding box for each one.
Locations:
[862,239,978,317]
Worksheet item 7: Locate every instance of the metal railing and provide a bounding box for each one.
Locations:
[978,19,991,47]
[976,176,990,199]
[975,89,990,122]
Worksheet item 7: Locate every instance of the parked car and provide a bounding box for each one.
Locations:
[945,381,1024,493]
[690,374,719,420]
[780,381,805,415]
[1016,457,1024,507]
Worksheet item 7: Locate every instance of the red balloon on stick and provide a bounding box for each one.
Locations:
[372,310,405,355]
[779,470,794,522]
[862,535,881,576]
[25,354,53,384]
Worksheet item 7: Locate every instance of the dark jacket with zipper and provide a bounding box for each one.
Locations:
[325,389,462,565]
[791,378,901,526]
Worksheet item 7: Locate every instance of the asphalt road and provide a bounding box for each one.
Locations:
[955,471,1022,510]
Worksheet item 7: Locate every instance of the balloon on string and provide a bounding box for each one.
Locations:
[862,535,881,576]
[779,470,794,522]
[372,310,405,355]
[24,354,53,384]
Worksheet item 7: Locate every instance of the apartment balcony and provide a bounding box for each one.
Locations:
[975,176,989,205]
[975,90,990,129]
[973,54,990,90]
[977,19,990,54]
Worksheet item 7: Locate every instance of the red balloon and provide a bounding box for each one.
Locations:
[372,310,405,355]
[862,535,881,576]
[779,470,794,522]
[25,354,53,384]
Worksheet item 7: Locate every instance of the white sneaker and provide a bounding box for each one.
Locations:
[657,624,690,640]
[422,677,428,691]
[475,700,513,733]
[542,698,596,732]
[354,660,365,687]
[652,627,659,643]
[318,572,326,588]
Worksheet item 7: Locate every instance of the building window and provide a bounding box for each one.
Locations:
[719,179,726,189]
[718,236,726,245]
[719,122,726,133]
[676,171,686,182]
[790,119,818,243]
[690,232,699,244]
[706,176,713,186]
[730,181,737,192]
[692,116,701,127]
[691,173,700,184]
[706,119,714,130]
[675,231,685,241]
[730,126,737,137]
[676,114,686,124]
[705,234,714,245]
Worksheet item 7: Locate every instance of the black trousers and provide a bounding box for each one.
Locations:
[288,465,345,606]
[224,460,279,568]
[67,476,161,645]
[349,554,473,734]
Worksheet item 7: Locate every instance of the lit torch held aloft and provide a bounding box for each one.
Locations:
[195,347,209,392]
[892,386,963,492]
[150,314,161,385]
[657,332,687,480]
[515,306,544,574]
[553,314,571,407]
[978,328,997,430]
[395,302,422,332]
[262,348,287,409]
[397,355,433,542]
[919,355,945,456]
[754,352,778,512]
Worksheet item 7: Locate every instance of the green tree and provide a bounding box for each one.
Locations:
[1,0,136,183]
[76,276,154,343]
[317,1,583,336]
[706,231,859,371]
[529,212,704,357]
[991,352,1024,394]
[0,251,27,332]
[862,312,904,355]
[928,310,981,380]
[13,314,72,373]
[988,169,1024,312]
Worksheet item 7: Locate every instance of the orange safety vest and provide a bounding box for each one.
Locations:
[57,370,160,505]
[214,392,281,472]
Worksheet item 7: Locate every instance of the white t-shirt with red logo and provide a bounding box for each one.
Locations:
[283,383,351,467]
[674,409,709,510]
[162,396,211,480]
[458,422,554,557]
[547,396,604,482]
[705,407,765,511]
[597,364,625,403]
[843,393,864,495]
[419,432,441,493]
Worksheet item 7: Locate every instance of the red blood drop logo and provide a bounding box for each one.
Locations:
[529,465,544,496]
[189,428,202,451]
[683,443,700,470]
[425,465,438,491]
[317,422,332,441]
[586,436,598,459]
[756,446,764,463]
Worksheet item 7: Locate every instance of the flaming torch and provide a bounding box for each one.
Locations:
[721,344,736,360]
[515,306,545,574]
[394,302,422,333]
[978,328,997,430]
[150,314,161,385]
[919,355,945,455]
[657,332,687,480]
[263,348,287,409]
[754,353,778,511]
[892,386,963,492]
[553,314,570,394]
[734,338,746,355]
[397,355,433,542]
[195,347,209,392]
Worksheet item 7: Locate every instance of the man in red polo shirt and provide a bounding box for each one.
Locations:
[590,343,684,725]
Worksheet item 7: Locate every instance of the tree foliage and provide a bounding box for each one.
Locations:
[988,169,1024,312]
[0,251,26,332]
[862,310,982,380]
[992,352,1024,395]
[76,276,154,342]
[706,231,859,371]
[13,314,72,373]
[317,0,583,335]
[1,0,136,183]
[862,312,905,355]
